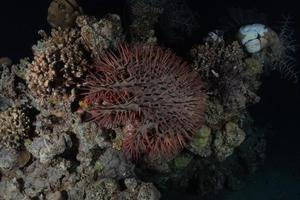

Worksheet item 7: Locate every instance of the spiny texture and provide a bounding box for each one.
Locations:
[0,107,30,149]
[83,44,205,158]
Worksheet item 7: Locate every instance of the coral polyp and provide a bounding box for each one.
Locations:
[83,44,206,158]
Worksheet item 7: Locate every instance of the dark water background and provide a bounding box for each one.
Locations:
[1,0,299,199]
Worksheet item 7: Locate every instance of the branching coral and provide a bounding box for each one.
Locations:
[0,107,30,149]
[26,28,90,102]
[83,44,206,158]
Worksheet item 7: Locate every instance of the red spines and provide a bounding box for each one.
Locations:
[83,44,206,158]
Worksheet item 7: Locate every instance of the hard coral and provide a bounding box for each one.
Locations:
[26,28,89,101]
[0,107,30,149]
[76,14,123,56]
[83,44,206,158]
[191,41,257,111]
[127,0,164,43]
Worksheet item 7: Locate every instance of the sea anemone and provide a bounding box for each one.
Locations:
[83,44,206,158]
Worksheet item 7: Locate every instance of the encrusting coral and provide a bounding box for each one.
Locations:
[0,107,30,149]
[82,44,206,159]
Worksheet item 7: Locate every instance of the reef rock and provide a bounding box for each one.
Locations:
[213,122,246,161]
[189,125,213,157]
[26,132,72,164]
[76,14,123,56]
[97,148,134,179]
[48,0,83,28]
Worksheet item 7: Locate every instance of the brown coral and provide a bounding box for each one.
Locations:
[26,28,90,102]
[0,107,30,149]
[83,44,206,158]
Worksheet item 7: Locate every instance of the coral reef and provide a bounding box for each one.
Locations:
[83,44,206,158]
[191,41,260,113]
[213,122,246,161]
[0,107,30,149]
[26,14,123,113]
[126,0,165,43]
[0,59,30,105]
[1,7,160,199]
[237,24,269,53]
[26,28,89,105]
[188,125,212,157]
[141,116,267,196]
[2,0,293,199]
[158,0,200,48]
[76,14,123,56]
[252,17,298,82]
[226,9,298,82]
[26,132,72,164]
[0,147,31,171]
[47,0,83,29]
[0,57,12,66]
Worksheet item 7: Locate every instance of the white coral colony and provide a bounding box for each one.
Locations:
[238,24,269,53]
